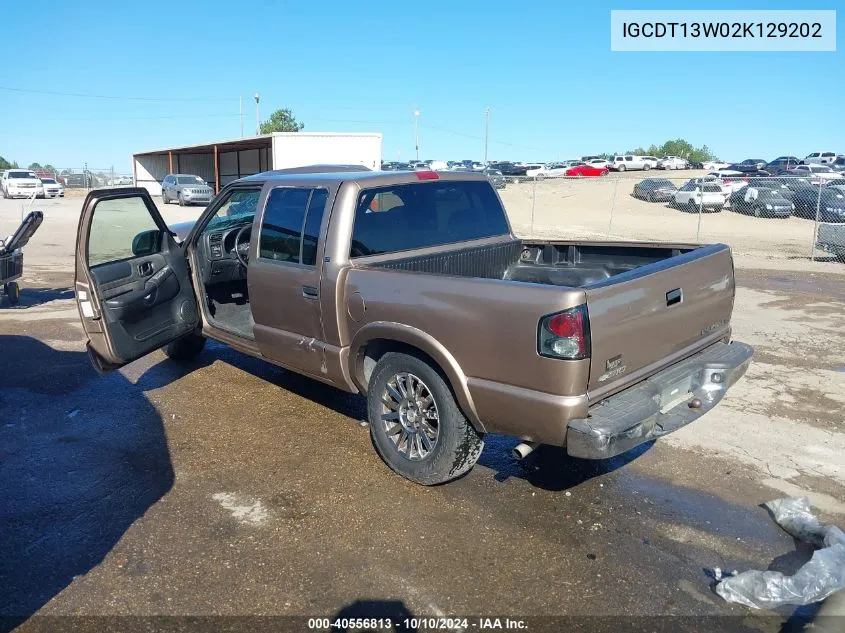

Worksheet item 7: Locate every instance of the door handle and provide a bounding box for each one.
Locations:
[666,288,683,306]
[139,261,153,276]
[301,285,319,299]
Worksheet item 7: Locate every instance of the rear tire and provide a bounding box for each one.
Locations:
[4,282,20,305]
[617,164,626,172]
[643,164,651,171]
[367,352,484,485]
[163,332,206,361]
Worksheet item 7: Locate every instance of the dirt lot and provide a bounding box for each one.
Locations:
[1,188,843,630]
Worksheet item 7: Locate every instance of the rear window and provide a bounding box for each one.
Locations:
[350,181,509,258]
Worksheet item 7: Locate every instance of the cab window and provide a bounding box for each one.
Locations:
[259,187,329,265]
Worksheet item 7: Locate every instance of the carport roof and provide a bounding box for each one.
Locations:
[133,135,274,156]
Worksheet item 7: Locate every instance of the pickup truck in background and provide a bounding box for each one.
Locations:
[73,168,752,485]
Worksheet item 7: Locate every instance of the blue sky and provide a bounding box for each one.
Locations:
[0,0,841,170]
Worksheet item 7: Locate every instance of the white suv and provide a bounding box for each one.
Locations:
[2,169,42,199]
[658,156,688,170]
[804,152,837,165]
[608,155,651,172]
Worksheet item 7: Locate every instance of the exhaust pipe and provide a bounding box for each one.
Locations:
[512,441,538,460]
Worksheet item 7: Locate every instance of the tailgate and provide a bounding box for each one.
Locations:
[584,244,735,397]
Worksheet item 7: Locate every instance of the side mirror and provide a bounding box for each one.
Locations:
[132,229,162,257]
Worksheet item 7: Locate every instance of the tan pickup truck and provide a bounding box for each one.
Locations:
[74,168,752,485]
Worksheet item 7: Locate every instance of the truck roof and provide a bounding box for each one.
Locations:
[240,166,488,187]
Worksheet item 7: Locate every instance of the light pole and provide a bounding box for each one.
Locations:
[413,109,420,161]
[254,92,260,135]
[484,106,490,164]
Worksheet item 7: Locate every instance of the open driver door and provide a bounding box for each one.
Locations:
[74,188,199,373]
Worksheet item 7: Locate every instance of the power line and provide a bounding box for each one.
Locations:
[0,85,233,102]
[14,113,240,122]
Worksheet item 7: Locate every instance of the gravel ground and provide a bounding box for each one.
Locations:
[0,188,842,630]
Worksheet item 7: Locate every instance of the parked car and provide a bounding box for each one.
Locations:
[527,163,570,179]
[39,177,64,198]
[657,156,688,170]
[743,178,797,202]
[702,161,730,171]
[673,182,726,211]
[787,164,840,184]
[565,164,608,177]
[803,152,838,165]
[829,156,845,173]
[765,157,801,173]
[587,158,609,169]
[73,168,752,485]
[687,160,704,170]
[632,178,678,202]
[738,158,767,170]
[161,174,215,206]
[609,155,651,172]
[641,156,660,169]
[701,170,750,195]
[792,186,845,220]
[483,168,506,189]
[1,169,41,199]
[729,187,793,218]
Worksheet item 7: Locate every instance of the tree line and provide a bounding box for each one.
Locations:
[598,139,717,163]
[0,156,57,172]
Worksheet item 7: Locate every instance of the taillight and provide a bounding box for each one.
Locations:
[415,171,439,180]
[538,305,590,360]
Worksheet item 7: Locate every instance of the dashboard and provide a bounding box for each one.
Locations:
[196,222,251,285]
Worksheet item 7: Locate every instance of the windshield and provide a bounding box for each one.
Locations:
[9,171,37,179]
[177,176,204,185]
[204,189,261,232]
[41,178,57,184]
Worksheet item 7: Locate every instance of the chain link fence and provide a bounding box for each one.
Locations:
[46,168,134,190]
[498,171,845,266]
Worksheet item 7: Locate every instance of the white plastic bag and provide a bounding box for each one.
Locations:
[715,497,845,610]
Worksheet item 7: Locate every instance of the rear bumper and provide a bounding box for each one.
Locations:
[566,341,753,460]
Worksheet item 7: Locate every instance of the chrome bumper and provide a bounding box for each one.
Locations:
[566,341,753,459]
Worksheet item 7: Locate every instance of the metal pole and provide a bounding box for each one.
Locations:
[413,109,420,161]
[811,180,823,261]
[254,92,260,136]
[696,179,704,241]
[484,107,490,164]
[240,96,244,138]
[531,175,537,234]
[607,178,619,237]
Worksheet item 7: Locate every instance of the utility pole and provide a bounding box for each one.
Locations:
[484,106,490,164]
[240,96,244,137]
[413,109,420,161]
[254,92,260,135]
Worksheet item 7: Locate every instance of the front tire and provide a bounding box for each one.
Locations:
[646,191,654,203]
[163,332,206,360]
[4,282,20,305]
[162,190,169,204]
[643,164,651,171]
[367,352,484,485]
[178,192,185,206]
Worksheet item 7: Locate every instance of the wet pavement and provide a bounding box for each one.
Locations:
[0,274,837,632]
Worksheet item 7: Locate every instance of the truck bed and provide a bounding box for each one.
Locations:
[367,239,696,288]
[362,237,736,401]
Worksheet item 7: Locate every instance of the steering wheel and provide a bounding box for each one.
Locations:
[234,225,251,267]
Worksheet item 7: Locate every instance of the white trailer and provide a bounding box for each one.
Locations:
[271,132,381,172]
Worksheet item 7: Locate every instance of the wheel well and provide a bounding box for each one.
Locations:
[357,338,484,433]
[360,339,445,390]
